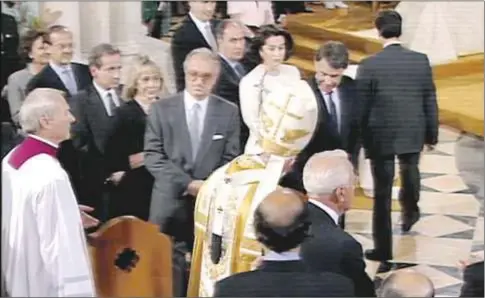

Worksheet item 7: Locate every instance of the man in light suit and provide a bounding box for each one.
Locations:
[145,47,241,254]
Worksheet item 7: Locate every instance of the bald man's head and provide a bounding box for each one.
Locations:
[254,189,310,253]
[379,270,435,297]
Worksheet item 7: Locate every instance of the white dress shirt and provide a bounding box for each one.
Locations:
[189,12,216,48]
[308,199,339,225]
[319,87,341,132]
[92,81,120,116]
[184,90,209,134]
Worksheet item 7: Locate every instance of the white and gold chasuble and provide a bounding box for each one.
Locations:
[188,80,319,297]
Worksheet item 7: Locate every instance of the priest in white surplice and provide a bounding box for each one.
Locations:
[2,88,98,297]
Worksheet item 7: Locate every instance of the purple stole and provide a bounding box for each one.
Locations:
[9,136,58,170]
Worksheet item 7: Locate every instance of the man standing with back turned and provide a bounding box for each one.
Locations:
[2,88,98,296]
[356,10,438,261]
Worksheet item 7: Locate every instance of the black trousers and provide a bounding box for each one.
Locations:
[370,152,421,256]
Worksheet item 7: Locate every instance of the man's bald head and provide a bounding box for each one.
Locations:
[379,270,435,297]
[254,189,310,253]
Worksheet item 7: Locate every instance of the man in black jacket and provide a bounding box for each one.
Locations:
[213,19,249,148]
[214,188,355,297]
[300,149,376,297]
[171,1,218,92]
[356,10,439,261]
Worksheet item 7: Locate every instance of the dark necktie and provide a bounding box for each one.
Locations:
[106,92,117,117]
[327,92,339,134]
[234,63,245,78]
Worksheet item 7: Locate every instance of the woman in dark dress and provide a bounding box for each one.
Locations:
[105,55,164,221]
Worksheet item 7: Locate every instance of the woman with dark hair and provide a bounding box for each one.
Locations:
[239,24,300,154]
[6,29,49,125]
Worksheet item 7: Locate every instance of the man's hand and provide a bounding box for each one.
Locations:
[109,171,125,185]
[79,205,100,229]
[187,180,205,197]
[283,157,295,173]
[251,256,264,270]
[129,152,144,169]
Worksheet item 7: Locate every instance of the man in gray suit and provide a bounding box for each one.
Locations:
[145,47,241,253]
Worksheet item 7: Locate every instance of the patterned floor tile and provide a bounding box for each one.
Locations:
[473,217,484,244]
[421,174,470,193]
[419,191,480,217]
[420,155,459,175]
[434,142,457,156]
[438,127,461,143]
[411,215,474,238]
[435,283,463,297]
[392,235,472,267]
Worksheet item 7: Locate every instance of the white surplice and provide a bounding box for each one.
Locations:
[1,143,95,296]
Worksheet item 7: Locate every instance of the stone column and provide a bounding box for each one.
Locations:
[78,2,111,58]
[41,2,83,62]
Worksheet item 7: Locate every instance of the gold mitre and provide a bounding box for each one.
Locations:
[257,79,318,157]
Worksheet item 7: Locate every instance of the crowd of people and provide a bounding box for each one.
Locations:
[1,1,483,297]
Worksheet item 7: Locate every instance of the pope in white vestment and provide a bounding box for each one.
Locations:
[188,79,319,297]
[1,89,96,297]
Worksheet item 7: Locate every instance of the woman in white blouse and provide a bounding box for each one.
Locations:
[239,24,300,154]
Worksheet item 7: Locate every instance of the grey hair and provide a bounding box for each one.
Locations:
[88,43,121,68]
[215,19,246,40]
[183,47,220,73]
[19,88,66,134]
[303,150,354,196]
[314,41,349,70]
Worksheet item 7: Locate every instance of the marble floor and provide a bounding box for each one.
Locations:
[346,126,484,297]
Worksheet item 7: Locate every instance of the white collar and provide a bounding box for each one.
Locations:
[189,12,210,29]
[92,80,115,99]
[183,90,209,110]
[49,61,72,73]
[264,250,300,261]
[384,40,402,48]
[308,199,339,225]
[28,134,59,149]
[219,53,239,69]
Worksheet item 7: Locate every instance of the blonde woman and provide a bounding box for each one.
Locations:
[105,55,164,220]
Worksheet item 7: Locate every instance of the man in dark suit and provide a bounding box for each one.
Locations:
[213,19,249,148]
[25,25,93,200]
[214,188,354,297]
[69,43,122,222]
[284,41,360,193]
[460,260,484,297]
[171,1,218,92]
[356,10,439,261]
[26,25,91,97]
[300,150,376,297]
[145,48,241,253]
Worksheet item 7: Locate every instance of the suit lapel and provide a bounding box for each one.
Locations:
[173,95,194,164]
[194,97,220,168]
[219,57,241,85]
[85,86,111,153]
[336,84,349,141]
[71,63,83,92]
[187,15,211,48]
[45,65,70,95]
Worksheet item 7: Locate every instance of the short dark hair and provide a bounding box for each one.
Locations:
[18,29,48,63]
[375,10,402,39]
[88,43,121,68]
[253,196,310,253]
[247,24,294,65]
[44,25,71,44]
[314,41,349,69]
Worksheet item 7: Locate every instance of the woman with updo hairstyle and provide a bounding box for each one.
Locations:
[7,29,49,125]
[239,24,301,154]
[104,55,164,220]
